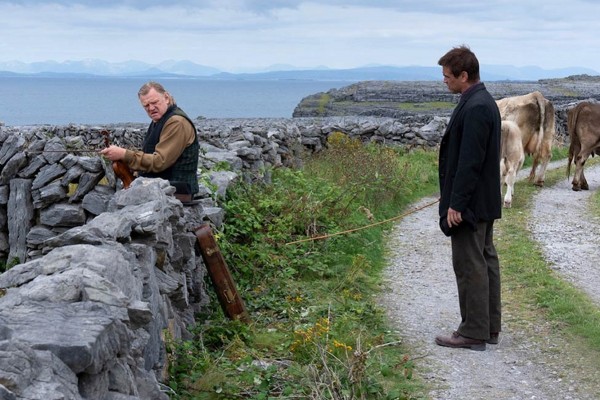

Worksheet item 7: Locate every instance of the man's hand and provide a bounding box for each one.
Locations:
[99,145,126,161]
[447,207,462,228]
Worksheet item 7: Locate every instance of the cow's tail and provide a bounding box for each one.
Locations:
[533,91,546,158]
[567,103,582,178]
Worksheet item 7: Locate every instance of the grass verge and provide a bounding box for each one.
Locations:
[496,150,600,353]
[167,134,438,399]
[167,140,600,399]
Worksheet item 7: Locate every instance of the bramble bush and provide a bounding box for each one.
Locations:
[167,133,438,399]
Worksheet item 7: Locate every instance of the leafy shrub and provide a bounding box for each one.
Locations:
[307,131,437,213]
[167,138,438,399]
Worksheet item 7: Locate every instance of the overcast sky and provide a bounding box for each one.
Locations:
[1,0,599,73]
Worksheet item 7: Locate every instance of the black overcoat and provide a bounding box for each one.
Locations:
[438,82,502,222]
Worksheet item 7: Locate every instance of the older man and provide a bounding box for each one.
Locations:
[100,81,200,197]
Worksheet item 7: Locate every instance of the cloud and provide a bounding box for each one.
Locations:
[2,0,301,11]
[0,0,599,72]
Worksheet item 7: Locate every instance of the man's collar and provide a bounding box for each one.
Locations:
[461,81,483,96]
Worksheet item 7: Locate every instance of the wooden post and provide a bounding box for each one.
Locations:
[194,223,250,323]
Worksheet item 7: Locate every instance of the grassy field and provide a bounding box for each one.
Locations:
[166,140,600,399]
[167,134,439,399]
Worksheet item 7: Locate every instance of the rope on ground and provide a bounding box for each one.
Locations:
[285,198,440,245]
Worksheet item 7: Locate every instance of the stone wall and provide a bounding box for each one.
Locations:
[0,116,445,399]
[0,109,570,398]
[0,116,446,261]
[291,79,592,142]
[0,178,207,399]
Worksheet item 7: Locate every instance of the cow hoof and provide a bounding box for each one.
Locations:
[534,181,544,187]
[572,186,581,192]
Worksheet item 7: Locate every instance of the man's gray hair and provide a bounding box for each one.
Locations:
[138,81,175,105]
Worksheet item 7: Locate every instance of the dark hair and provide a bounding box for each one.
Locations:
[438,45,480,82]
[138,81,175,105]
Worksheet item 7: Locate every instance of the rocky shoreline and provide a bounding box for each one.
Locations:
[292,75,600,139]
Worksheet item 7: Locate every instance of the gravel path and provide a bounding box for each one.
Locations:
[380,162,600,400]
[530,166,600,306]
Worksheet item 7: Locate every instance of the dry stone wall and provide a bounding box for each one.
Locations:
[0,178,206,400]
[0,116,446,399]
[0,117,446,263]
[0,99,580,398]
[291,79,600,144]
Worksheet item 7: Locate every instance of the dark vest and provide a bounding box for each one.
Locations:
[140,105,200,194]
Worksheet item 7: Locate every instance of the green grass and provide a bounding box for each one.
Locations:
[166,135,438,399]
[396,102,455,111]
[166,139,600,399]
[521,142,569,169]
[592,190,600,214]
[326,101,456,113]
[496,151,600,352]
[317,93,331,116]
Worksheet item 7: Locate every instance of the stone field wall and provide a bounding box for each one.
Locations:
[0,93,579,398]
[0,114,451,399]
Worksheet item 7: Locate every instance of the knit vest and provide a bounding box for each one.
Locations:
[140,105,200,194]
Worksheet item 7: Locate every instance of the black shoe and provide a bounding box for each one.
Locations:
[435,331,486,351]
[487,332,499,345]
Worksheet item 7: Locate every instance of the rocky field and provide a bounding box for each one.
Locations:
[293,74,600,139]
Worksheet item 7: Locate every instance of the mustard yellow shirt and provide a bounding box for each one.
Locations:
[123,116,196,173]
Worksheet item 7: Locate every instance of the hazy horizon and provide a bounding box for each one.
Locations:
[1,59,597,82]
[1,1,599,74]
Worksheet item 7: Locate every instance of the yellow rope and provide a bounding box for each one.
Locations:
[285,198,440,245]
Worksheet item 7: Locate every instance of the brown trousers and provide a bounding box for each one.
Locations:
[450,220,501,340]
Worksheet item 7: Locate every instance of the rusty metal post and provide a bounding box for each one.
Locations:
[194,223,250,323]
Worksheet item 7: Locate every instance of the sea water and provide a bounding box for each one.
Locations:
[0,76,353,126]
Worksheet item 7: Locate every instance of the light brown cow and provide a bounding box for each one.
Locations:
[566,101,600,191]
[496,91,556,187]
[500,120,525,207]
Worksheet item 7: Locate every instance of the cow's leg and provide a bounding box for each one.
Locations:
[533,158,550,187]
[503,170,516,208]
[578,143,591,190]
[572,151,590,191]
[528,156,538,183]
[567,140,582,189]
[581,167,589,190]
[506,155,525,207]
[532,141,553,187]
[572,154,582,191]
[574,131,599,190]
[500,158,511,207]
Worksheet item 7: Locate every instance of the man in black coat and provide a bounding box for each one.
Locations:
[435,45,502,351]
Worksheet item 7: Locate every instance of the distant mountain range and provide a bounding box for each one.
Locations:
[0,59,598,82]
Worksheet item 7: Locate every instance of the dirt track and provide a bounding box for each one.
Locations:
[380,162,600,399]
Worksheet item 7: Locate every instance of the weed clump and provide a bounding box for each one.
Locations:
[166,134,438,399]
